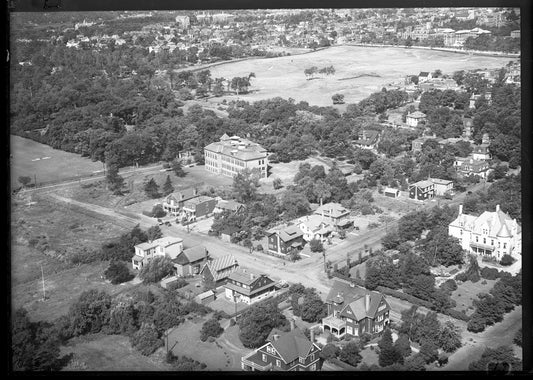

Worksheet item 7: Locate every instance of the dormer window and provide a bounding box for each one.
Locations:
[299,357,305,364]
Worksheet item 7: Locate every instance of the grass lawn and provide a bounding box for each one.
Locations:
[373,192,420,219]
[450,279,498,316]
[10,135,104,189]
[60,333,172,371]
[359,346,380,367]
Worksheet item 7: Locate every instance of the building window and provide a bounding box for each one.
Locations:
[311,364,316,370]
[503,243,507,249]
[483,238,486,244]
[276,360,281,367]
[299,357,305,364]
[262,354,267,362]
[476,236,478,242]
[491,239,494,246]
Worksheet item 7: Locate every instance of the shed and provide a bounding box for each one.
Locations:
[194,289,216,305]
[384,187,400,198]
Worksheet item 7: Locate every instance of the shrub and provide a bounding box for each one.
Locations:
[320,343,340,360]
[167,278,188,291]
[499,254,514,266]
[455,272,468,282]
[310,239,324,253]
[229,319,236,327]
[151,204,167,218]
[480,267,502,280]
[104,261,134,284]
[130,324,162,356]
[440,279,457,293]
[139,256,174,284]
[256,244,263,251]
[443,309,471,322]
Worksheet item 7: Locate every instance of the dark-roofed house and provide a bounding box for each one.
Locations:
[224,268,277,305]
[163,188,199,216]
[322,280,390,339]
[180,195,217,222]
[200,254,239,288]
[220,225,242,243]
[314,202,352,230]
[409,180,435,201]
[454,157,491,179]
[241,326,322,371]
[172,245,209,277]
[353,130,380,150]
[267,225,306,256]
[418,71,432,83]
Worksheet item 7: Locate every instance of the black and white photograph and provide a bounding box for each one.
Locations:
[8,2,527,374]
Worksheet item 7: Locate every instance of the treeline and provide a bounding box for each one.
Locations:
[464,34,520,53]
[12,287,211,370]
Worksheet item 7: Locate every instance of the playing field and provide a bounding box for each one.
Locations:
[208,45,514,107]
[10,135,104,189]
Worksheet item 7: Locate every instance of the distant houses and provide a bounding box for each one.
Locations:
[200,254,239,288]
[405,111,427,127]
[224,268,277,305]
[173,245,209,277]
[297,215,334,243]
[408,180,435,201]
[314,202,353,230]
[353,130,380,150]
[266,225,306,256]
[163,188,199,216]
[181,195,217,222]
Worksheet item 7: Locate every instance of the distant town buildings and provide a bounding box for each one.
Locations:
[449,204,522,260]
[406,111,427,127]
[204,134,269,179]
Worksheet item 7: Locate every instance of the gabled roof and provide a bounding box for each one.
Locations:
[266,328,314,364]
[183,195,216,208]
[216,199,245,212]
[173,245,207,265]
[325,280,388,321]
[429,178,453,186]
[410,180,434,189]
[315,202,350,219]
[419,72,430,77]
[298,214,332,232]
[203,255,239,282]
[407,111,427,118]
[165,188,198,203]
[228,268,265,286]
[135,236,183,251]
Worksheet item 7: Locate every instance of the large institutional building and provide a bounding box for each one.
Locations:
[448,204,522,261]
[204,134,268,179]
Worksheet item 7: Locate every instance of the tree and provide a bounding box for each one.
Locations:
[379,328,403,367]
[513,328,522,347]
[419,340,439,364]
[232,168,260,203]
[67,289,112,337]
[332,93,345,104]
[280,190,311,220]
[238,300,289,348]
[139,256,174,284]
[320,343,340,360]
[438,321,462,353]
[107,298,138,336]
[339,341,362,367]
[499,254,514,266]
[12,308,63,371]
[18,176,32,187]
[468,346,521,372]
[130,324,162,356]
[150,204,167,218]
[106,163,124,195]
[309,239,324,253]
[144,178,160,199]
[299,291,327,323]
[394,333,412,358]
[272,178,283,189]
[162,175,174,196]
[146,225,163,242]
[464,254,481,282]
[200,318,224,342]
[104,261,134,285]
[172,159,186,177]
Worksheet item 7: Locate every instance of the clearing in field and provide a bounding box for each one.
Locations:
[207,45,513,107]
[10,135,104,189]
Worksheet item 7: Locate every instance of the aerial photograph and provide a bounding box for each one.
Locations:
[9,6,523,373]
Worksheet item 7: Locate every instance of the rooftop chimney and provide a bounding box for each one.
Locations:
[310,328,315,343]
[365,294,370,313]
[496,204,500,212]
[273,334,280,341]
[459,205,463,215]
[290,318,295,331]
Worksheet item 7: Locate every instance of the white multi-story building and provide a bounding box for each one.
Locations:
[204,134,268,179]
[448,205,521,261]
[131,236,184,270]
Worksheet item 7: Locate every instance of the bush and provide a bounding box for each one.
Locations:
[104,261,134,284]
[167,278,188,291]
[443,309,471,322]
[229,319,236,327]
[309,239,324,253]
[200,318,224,342]
[151,204,167,218]
[139,256,174,284]
[455,272,468,282]
[256,244,263,251]
[480,267,502,280]
[320,343,340,360]
[130,324,162,356]
[499,254,514,266]
[440,279,457,293]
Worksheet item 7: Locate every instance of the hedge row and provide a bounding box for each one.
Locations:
[376,286,434,309]
[442,308,471,322]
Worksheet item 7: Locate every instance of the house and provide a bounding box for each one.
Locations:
[472,133,491,161]
[449,204,522,260]
[131,236,184,270]
[214,199,245,214]
[224,268,277,305]
[241,324,322,371]
[353,130,380,150]
[418,71,432,83]
[469,92,492,109]
[267,225,306,256]
[510,30,520,38]
[406,111,427,127]
[408,180,435,201]
[172,245,209,277]
[411,136,429,152]
[163,188,199,216]
[462,118,473,140]
[429,178,454,196]
[195,289,216,305]
[297,215,334,242]
[454,157,491,179]
[314,202,352,230]
[204,134,269,179]
[383,187,400,198]
[322,280,390,339]
[220,225,242,243]
[200,254,239,288]
[180,195,217,222]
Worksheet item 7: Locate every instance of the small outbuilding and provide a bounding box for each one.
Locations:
[384,187,400,198]
[194,289,216,305]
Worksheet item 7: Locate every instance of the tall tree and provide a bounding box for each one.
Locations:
[144,178,160,199]
[232,168,260,203]
[106,163,124,195]
[162,174,174,196]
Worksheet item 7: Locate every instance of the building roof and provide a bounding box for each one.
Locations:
[429,178,453,185]
[183,195,216,208]
[315,203,350,219]
[165,188,199,203]
[407,111,427,119]
[298,214,332,232]
[267,225,305,242]
[266,328,314,364]
[325,280,388,321]
[384,187,400,193]
[216,199,245,212]
[173,245,207,265]
[203,255,239,282]
[204,135,268,162]
[419,72,430,77]
[195,290,215,300]
[450,205,521,236]
[228,268,265,286]
[410,180,434,189]
[135,236,183,251]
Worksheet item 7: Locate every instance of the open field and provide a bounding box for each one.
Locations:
[450,279,498,316]
[207,45,513,107]
[61,333,172,371]
[10,135,104,189]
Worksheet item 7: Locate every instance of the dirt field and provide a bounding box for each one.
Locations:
[61,333,172,371]
[207,45,513,107]
[10,135,104,189]
[450,279,499,316]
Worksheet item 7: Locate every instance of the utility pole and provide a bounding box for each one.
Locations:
[34,174,37,187]
[40,265,46,301]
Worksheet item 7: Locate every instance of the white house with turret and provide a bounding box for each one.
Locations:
[448,204,521,261]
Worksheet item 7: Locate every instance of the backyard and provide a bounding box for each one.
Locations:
[450,278,499,316]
